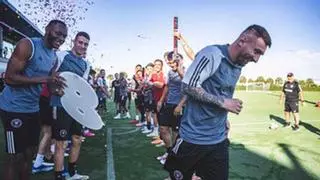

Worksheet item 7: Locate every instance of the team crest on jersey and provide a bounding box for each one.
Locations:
[59,129,68,138]
[173,170,183,180]
[10,119,23,128]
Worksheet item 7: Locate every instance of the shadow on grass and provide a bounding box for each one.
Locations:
[269,114,320,136]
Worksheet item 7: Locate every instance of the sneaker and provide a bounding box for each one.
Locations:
[155,141,165,147]
[151,138,163,145]
[142,128,153,134]
[160,157,166,165]
[67,173,89,180]
[62,168,69,177]
[42,157,54,166]
[136,122,146,127]
[147,131,158,137]
[114,114,121,119]
[156,152,168,160]
[124,112,131,119]
[293,124,300,131]
[32,164,54,174]
[284,122,291,128]
[129,119,139,124]
[83,130,95,137]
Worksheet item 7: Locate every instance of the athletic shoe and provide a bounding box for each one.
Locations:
[160,157,166,164]
[156,152,168,160]
[293,125,300,131]
[83,130,95,137]
[124,112,131,119]
[114,114,121,119]
[62,168,69,177]
[155,141,165,147]
[67,173,89,180]
[147,131,158,137]
[136,122,146,127]
[142,128,153,134]
[151,138,163,145]
[42,157,54,166]
[32,164,54,174]
[129,119,139,124]
[283,122,291,128]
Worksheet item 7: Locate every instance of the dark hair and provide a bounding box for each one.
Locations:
[46,20,67,28]
[154,59,163,66]
[135,64,142,68]
[100,69,105,73]
[243,24,272,48]
[145,63,154,68]
[167,51,183,61]
[75,31,90,40]
[90,69,96,75]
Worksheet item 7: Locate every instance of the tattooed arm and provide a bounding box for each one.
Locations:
[181,82,224,107]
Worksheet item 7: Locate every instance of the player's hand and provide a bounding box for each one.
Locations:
[48,71,66,96]
[221,98,243,114]
[173,105,183,116]
[157,101,163,112]
[174,32,182,40]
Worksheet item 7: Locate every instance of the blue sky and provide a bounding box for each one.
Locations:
[10,0,320,80]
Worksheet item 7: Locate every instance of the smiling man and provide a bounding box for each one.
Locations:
[164,24,272,180]
[0,20,67,180]
[51,32,91,180]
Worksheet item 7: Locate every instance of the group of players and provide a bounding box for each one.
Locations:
[2,18,310,180]
[0,20,97,180]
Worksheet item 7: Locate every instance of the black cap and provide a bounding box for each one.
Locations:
[287,72,294,77]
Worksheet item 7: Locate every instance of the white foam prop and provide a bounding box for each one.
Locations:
[60,72,104,130]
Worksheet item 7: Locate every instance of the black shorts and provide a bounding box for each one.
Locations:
[114,92,121,103]
[135,95,144,112]
[127,92,132,101]
[120,95,128,107]
[159,103,182,131]
[98,97,107,109]
[39,96,53,126]
[144,100,156,113]
[52,107,83,141]
[285,101,299,113]
[164,138,229,180]
[0,109,40,154]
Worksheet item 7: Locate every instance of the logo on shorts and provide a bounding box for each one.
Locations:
[10,119,22,128]
[173,170,183,180]
[59,129,67,138]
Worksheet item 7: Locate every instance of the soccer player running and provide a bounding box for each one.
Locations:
[164,25,272,180]
[280,72,304,131]
[51,32,91,180]
[0,20,67,180]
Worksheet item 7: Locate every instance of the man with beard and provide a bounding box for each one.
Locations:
[165,24,272,180]
[0,20,67,180]
[51,32,91,180]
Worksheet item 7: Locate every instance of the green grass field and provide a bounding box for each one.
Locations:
[0,91,319,180]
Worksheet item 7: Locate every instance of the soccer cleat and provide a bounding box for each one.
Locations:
[293,125,300,131]
[129,119,139,124]
[142,128,153,134]
[42,157,54,166]
[67,173,89,180]
[155,141,165,147]
[156,152,168,160]
[32,164,54,174]
[124,112,131,119]
[136,122,146,127]
[160,157,166,165]
[114,113,121,119]
[283,122,291,128]
[151,138,162,145]
[147,131,158,137]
